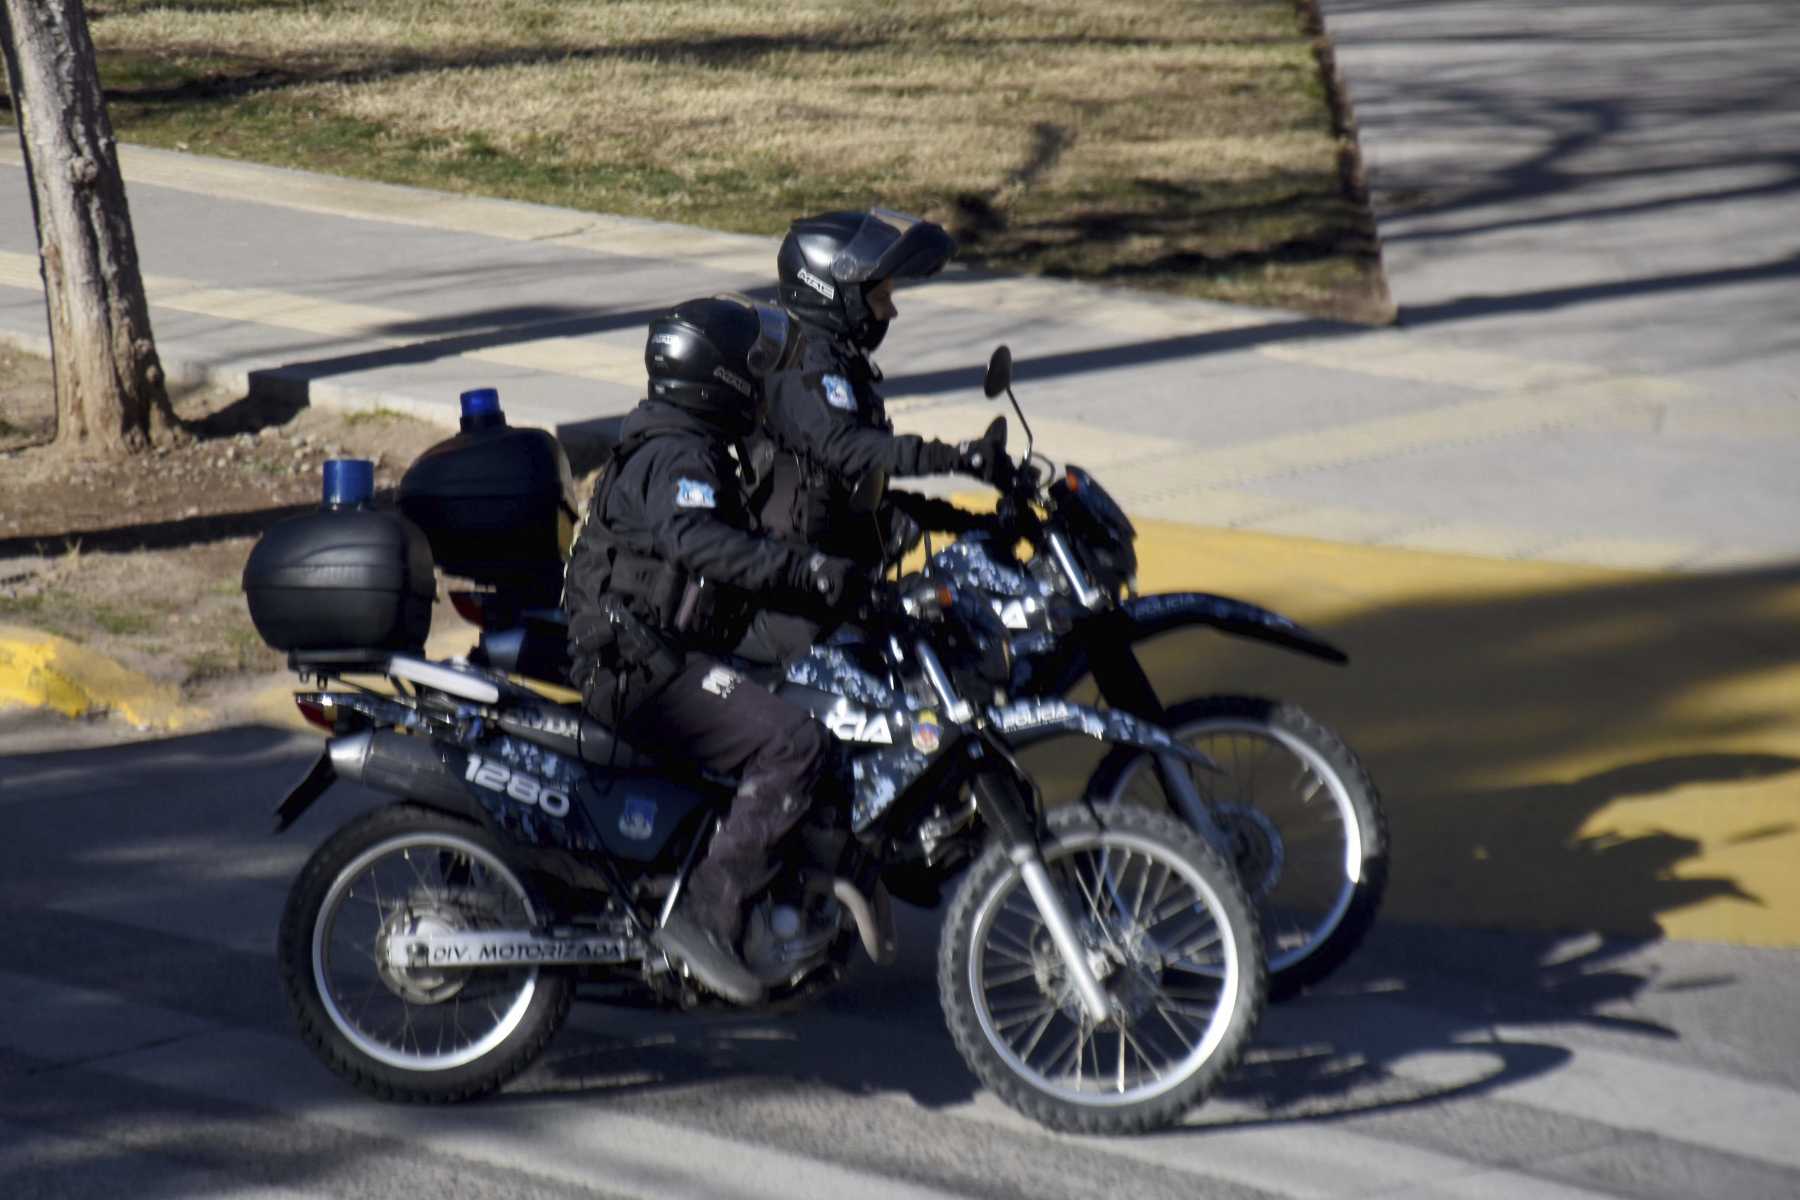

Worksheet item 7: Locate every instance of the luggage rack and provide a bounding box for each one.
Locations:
[288,648,501,705]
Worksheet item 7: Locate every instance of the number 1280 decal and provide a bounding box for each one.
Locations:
[465,753,571,817]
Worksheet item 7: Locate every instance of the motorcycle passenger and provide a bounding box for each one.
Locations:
[738,208,1011,662]
[562,294,862,1007]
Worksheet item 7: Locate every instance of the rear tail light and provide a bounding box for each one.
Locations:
[450,590,491,628]
[294,697,335,731]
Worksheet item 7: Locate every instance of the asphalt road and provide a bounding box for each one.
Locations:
[3,727,1798,1200]
[4,4,1798,1193]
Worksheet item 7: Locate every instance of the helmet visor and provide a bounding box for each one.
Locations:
[830,209,954,285]
[708,293,792,379]
[746,301,792,377]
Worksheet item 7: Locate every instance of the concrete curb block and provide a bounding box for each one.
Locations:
[0,328,469,434]
[0,625,206,731]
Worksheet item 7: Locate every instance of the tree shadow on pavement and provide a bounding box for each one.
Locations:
[7,551,1800,1135]
[1112,555,1800,943]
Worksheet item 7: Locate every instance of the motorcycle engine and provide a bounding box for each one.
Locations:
[740,872,842,985]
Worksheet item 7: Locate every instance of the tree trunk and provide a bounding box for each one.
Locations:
[1,0,171,456]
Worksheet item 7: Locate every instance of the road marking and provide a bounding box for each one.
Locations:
[1118,514,1800,945]
[101,1022,983,1200]
[5,965,1797,1197]
[0,624,202,730]
[1393,1017,1800,1173]
[945,1090,1623,1199]
[0,1118,324,1200]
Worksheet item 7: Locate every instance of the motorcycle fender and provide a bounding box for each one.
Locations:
[985,698,1218,771]
[1116,592,1348,665]
[272,748,336,833]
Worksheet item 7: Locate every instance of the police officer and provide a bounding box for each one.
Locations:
[737,208,1011,663]
[563,295,858,1006]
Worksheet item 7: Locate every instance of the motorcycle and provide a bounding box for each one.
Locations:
[261,561,1267,1134]
[459,348,1388,1001]
[910,346,1390,1000]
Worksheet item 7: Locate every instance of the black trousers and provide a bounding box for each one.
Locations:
[620,655,832,942]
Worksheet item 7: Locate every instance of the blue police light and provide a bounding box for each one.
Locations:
[459,387,505,432]
[322,458,375,509]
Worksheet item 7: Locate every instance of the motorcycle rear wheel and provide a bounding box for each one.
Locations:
[278,803,573,1102]
[1088,695,1388,1001]
[939,805,1265,1135]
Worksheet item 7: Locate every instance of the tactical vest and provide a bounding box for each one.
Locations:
[564,428,749,669]
[753,341,890,564]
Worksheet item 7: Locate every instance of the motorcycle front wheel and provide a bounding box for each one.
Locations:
[278,803,573,1102]
[939,805,1265,1135]
[1087,695,1388,1001]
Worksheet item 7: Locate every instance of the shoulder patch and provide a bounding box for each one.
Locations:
[822,374,856,412]
[674,478,717,509]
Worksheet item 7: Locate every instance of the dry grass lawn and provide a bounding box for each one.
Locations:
[47,0,1388,321]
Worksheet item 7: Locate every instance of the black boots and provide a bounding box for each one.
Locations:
[654,904,766,1005]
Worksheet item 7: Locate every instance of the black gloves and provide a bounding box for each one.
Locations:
[955,437,1012,485]
[882,506,925,559]
[795,551,864,608]
[958,417,1013,485]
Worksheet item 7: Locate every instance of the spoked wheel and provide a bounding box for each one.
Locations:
[940,805,1265,1134]
[278,804,572,1101]
[1088,696,1388,1001]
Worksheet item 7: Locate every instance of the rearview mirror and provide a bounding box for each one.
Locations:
[982,345,1013,399]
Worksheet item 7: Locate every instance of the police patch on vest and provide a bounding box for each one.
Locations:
[675,478,717,509]
[823,374,855,412]
[798,267,836,300]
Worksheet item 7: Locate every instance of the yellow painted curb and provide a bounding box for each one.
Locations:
[0,625,206,731]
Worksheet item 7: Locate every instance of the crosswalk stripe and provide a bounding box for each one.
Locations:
[0,1117,327,1200]
[941,1089,1625,1200]
[0,968,981,1200]
[7,942,1800,1200]
[116,1028,986,1200]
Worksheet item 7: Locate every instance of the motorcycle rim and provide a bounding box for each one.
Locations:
[311,831,540,1072]
[966,825,1245,1107]
[1104,708,1366,978]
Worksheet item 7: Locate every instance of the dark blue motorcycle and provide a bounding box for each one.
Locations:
[256,518,1267,1133]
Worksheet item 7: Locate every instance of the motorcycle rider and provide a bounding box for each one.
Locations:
[739,207,1012,662]
[562,294,861,1007]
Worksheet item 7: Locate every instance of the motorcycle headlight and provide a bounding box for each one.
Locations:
[1050,466,1138,593]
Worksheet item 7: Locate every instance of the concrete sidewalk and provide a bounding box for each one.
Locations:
[4,130,1797,573]
[1320,0,1800,407]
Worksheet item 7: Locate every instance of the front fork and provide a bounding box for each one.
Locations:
[1087,635,1233,858]
[971,763,1112,1024]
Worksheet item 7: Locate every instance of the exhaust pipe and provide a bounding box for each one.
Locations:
[832,877,898,965]
[331,730,472,812]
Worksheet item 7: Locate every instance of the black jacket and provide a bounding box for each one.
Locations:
[755,332,978,563]
[564,401,824,685]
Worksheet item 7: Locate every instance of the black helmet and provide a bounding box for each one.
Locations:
[777,208,956,351]
[645,294,796,436]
